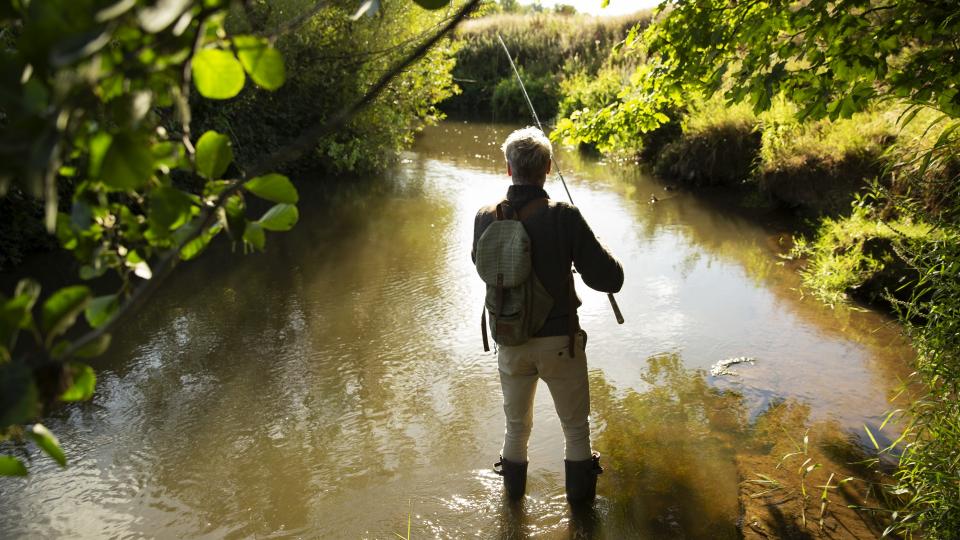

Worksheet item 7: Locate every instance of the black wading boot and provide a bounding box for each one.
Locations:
[565,452,603,503]
[494,456,528,501]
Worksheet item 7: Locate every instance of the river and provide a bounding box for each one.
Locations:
[0,122,913,538]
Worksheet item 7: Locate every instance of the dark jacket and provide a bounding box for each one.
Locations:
[472,184,624,337]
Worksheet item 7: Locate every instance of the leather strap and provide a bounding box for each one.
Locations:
[500,197,548,222]
[568,272,577,358]
[481,308,490,352]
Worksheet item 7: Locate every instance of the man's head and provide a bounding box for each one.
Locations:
[501,126,552,186]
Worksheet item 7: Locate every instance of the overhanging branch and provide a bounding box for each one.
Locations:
[63,0,481,358]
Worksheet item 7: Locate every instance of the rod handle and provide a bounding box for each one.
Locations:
[607,293,625,324]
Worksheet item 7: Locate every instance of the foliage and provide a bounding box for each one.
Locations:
[794,204,935,307]
[556,66,625,122]
[888,233,960,539]
[212,0,460,177]
[556,0,960,161]
[490,66,556,121]
[652,97,760,186]
[555,2,960,534]
[0,0,461,476]
[441,10,647,119]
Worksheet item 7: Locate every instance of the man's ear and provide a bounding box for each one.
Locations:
[506,162,512,177]
[545,161,551,175]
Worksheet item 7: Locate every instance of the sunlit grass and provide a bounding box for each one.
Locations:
[794,206,937,306]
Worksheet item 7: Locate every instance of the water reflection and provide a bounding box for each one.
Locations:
[1,122,909,538]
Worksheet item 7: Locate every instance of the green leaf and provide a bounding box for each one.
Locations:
[412,0,450,9]
[191,48,245,100]
[41,286,92,347]
[152,141,184,171]
[223,194,246,239]
[244,173,298,204]
[60,362,97,401]
[1,279,41,349]
[0,456,28,476]
[195,130,233,180]
[180,224,222,261]
[102,133,154,191]
[243,221,265,251]
[864,424,880,450]
[233,35,286,91]
[28,424,66,468]
[258,203,299,232]
[85,294,118,329]
[0,363,39,426]
[149,186,194,232]
[88,132,113,179]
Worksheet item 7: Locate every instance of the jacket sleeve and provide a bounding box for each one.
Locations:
[568,206,624,293]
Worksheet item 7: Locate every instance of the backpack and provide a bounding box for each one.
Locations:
[475,198,554,350]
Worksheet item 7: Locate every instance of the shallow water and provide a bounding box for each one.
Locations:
[0,122,913,538]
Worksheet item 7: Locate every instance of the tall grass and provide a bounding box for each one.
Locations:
[442,11,649,120]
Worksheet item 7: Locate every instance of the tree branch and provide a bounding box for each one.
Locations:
[63,0,482,358]
[248,0,481,177]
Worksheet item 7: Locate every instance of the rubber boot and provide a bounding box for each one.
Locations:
[494,456,528,500]
[565,452,603,503]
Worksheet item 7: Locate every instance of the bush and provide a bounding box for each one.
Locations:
[490,68,558,121]
[795,204,935,307]
[442,11,649,120]
[652,99,760,187]
[208,1,459,177]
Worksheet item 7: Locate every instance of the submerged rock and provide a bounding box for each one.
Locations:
[710,356,757,377]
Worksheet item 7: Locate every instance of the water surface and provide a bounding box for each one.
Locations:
[0,122,913,538]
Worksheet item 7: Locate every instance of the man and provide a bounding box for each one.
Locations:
[472,126,624,503]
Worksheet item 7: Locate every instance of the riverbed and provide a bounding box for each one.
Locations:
[0,122,913,538]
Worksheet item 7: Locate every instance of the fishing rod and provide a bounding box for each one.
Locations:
[496,33,625,326]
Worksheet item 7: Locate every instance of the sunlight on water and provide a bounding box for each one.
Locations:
[0,122,913,538]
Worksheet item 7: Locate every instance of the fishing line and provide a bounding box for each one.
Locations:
[496,33,625,325]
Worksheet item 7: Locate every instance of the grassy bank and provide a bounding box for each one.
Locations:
[557,88,949,313]
[441,11,647,121]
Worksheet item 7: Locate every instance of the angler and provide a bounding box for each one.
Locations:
[472,126,624,503]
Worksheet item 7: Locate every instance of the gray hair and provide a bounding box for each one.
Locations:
[501,126,552,184]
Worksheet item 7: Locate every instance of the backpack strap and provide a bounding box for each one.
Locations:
[481,308,490,352]
[568,272,577,358]
[497,197,548,222]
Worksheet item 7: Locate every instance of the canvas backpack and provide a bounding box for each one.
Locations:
[475,198,554,350]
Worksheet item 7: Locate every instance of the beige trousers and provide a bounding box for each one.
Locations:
[497,331,593,462]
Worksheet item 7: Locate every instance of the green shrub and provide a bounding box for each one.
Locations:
[442,11,649,119]
[651,98,760,186]
[557,67,626,120]
[796,205,935,307]
[490,68,558,121]
[892,229,960,539]
[210,1,459,176]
